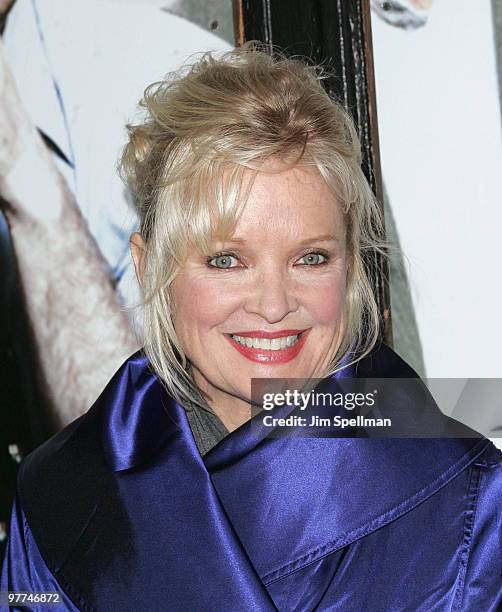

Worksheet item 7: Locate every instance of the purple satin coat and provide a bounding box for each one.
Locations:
[2,344,502,611]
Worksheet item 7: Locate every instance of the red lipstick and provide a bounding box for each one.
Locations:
[225,329,310,364]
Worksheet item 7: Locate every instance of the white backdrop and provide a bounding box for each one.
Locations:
[372,1,502,379]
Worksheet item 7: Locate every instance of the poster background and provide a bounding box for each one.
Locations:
[1,0,501,548]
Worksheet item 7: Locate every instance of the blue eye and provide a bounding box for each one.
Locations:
[207,251,328,269]
[299,252,328,266]
[207,254,238,269]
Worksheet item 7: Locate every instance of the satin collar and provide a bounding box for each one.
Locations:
[100,344,488,480]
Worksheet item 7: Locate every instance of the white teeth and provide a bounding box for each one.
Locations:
[231,334,301,350]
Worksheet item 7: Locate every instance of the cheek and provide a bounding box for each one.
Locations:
[305,277,347,325]
[171,276,237,340]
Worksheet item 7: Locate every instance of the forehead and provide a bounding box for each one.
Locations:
[229,165,345,239]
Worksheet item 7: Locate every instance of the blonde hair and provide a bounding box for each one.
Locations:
[119,42,387,410]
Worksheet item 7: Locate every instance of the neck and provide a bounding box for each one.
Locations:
[192,371,252,433]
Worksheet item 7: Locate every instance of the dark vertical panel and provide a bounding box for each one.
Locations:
[233,0,392,345]
[360,2,392,344]
[0,209,50,556]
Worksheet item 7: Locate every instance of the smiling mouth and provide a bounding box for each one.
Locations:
[225,330,310,364]
[230,333,301,350]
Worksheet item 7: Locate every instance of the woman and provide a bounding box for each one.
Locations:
[2,44,501,611]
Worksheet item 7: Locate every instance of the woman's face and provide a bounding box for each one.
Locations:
[171,164,348,413]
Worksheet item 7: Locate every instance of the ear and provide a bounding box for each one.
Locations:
[130,232,147,287]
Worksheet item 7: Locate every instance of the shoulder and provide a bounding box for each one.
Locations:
[15,348,158,572]
[18,348,150,499]
[474,440,502,512]
[16,402,111,574]
[18,400,104,494]
[354,341,421,378]
[457,440,502,603]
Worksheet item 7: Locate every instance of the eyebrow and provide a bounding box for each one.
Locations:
[218,234,342,245]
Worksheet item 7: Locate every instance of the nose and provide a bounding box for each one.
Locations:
[243,267,299,324]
